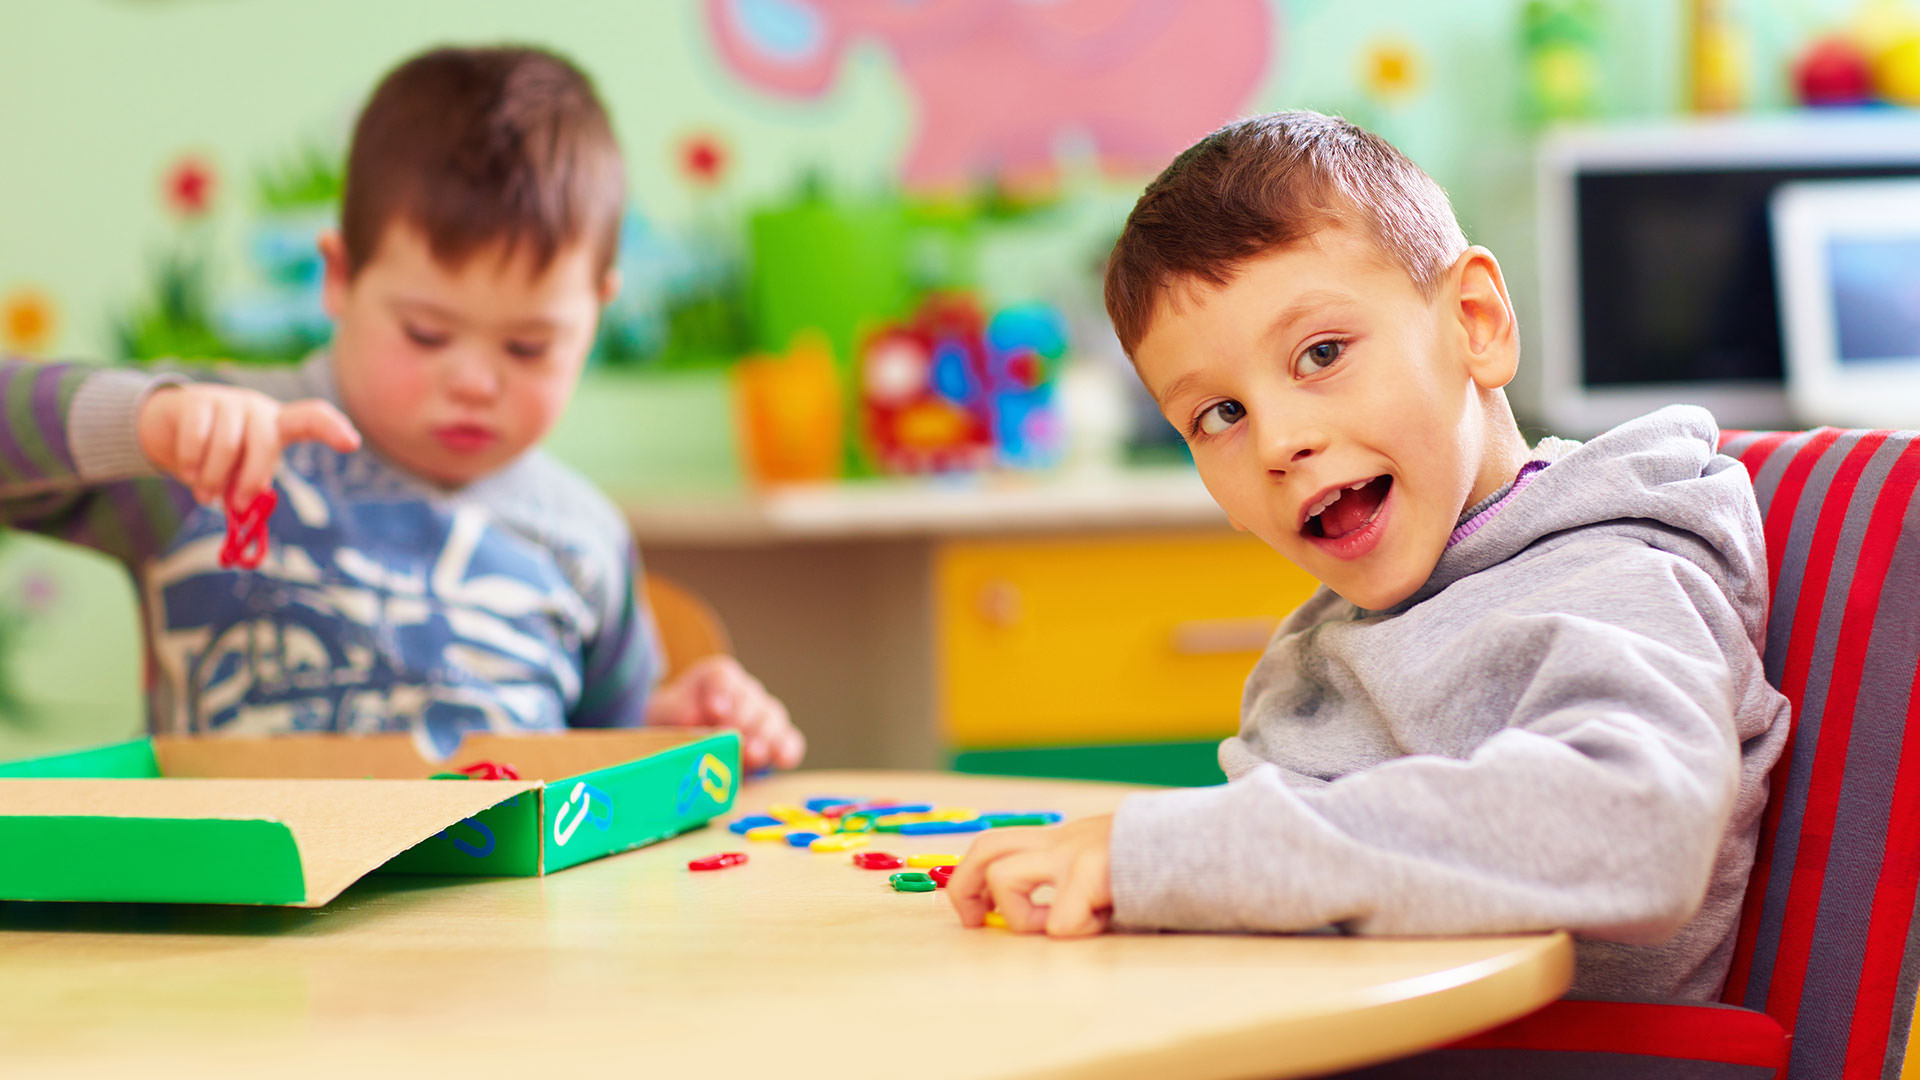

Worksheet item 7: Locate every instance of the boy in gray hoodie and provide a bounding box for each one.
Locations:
[946,111,1791,1001]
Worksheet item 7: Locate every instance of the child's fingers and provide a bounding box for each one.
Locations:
[740,733,768,771]
[701,682,738,725]
[277,399,362,454]
[731,691,782,739]
[770,723,805,770]
[946,835,1019,925]
[947,831,1047,927]
[983,852,1053,933]
[197,404,247,505]
[1044,852,1110,938]
[172,397,215,496]
[642,682,699,727]
[233,406,279,506]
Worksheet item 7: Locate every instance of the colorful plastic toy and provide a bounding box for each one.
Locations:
[1794,34,1875,105]
[219,489,277,569]
[859,294,1066,474]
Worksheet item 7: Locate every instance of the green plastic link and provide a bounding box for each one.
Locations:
[982,813,1055,828]
[889,871,936,893]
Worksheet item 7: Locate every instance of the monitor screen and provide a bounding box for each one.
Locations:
[1827,234,1920,365]
[1575,163,1920,388]
[1536,117,1920,435]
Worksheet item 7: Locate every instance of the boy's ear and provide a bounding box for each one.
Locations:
[598,267,622,306]
[318,229,351,320]
[1447,246,1519,391]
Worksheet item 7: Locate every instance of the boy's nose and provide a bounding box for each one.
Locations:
[443,353,502,402]
[1254,418,1328,473]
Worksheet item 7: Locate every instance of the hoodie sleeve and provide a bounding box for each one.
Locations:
[1107,539,1758,945]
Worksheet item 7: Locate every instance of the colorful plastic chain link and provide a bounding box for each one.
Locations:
[219,490,278,569]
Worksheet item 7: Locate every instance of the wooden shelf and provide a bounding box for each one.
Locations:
[624,467,1227,546]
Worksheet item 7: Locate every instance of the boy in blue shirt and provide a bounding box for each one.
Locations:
[949,111,1789,1001]
[0,46,804,769]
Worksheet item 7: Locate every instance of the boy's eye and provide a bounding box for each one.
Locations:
[404,324,449,348]
[1296,339,1346,377]
[505,340,551,361]
[1194,399,1246,437]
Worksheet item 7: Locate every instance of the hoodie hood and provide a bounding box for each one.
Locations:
[1389,405,1770,648]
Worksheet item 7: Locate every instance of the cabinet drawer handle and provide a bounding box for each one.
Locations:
[1169,618,1279,655]
[977,581,1022,628]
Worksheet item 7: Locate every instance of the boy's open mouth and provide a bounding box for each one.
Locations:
[1303,476,1392,539]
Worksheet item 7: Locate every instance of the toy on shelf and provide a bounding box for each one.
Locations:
[858,294,1068,475]
[1688,0,1750,113]
[733,330,844,487]
[1522,0,1602,126]
[1790,1,1920,108]
[1795,35,1876,105]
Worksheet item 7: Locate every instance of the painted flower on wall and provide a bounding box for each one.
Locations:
[678,133,731,187]
[163,154,217,217]
[1363,39,1423,100]
[1,288,57,355]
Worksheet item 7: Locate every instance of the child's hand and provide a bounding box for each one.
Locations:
[138,384,361,506]
[947,814,1115,937]
[643,655,805,772]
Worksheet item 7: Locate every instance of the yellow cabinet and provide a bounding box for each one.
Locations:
[935,530,1321,749]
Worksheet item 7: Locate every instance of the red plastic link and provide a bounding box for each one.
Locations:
[852,851,905,870]
[219,490,278,569]
[928,865,956,888]
[458,760,521,781]
[688,852,748,871]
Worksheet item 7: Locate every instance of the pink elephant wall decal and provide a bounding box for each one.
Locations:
[706,0,1275,191]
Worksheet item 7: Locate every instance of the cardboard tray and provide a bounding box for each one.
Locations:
[0,729,739,907]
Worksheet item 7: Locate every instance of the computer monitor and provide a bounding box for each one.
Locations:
[1535,114,1920,436]
[1772,177,1920,430]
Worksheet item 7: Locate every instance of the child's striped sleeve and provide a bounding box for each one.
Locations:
[567,545,662,728]
[0,358,197,565]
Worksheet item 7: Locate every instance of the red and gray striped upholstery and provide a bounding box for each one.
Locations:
[1345,427,1920,1080]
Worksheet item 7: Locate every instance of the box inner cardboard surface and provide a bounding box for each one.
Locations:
[1,778,534,904]
[151,729,718,780]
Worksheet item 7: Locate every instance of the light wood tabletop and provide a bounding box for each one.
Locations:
[0,769,1573,1080]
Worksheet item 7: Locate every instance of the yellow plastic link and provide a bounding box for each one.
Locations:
[809,833,872,853]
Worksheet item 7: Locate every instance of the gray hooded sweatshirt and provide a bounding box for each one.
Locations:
[1108,405,1792,1001]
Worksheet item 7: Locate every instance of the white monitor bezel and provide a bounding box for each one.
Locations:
[1535,114,1920,437]
[1771,178,1920,431]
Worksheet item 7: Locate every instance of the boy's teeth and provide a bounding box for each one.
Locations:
[1308,480,1375,523]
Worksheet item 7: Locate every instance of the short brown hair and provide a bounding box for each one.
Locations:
[1104,111,1467,356]
[341,45,626,278]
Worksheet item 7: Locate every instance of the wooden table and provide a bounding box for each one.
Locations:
[0,770,1572,1079]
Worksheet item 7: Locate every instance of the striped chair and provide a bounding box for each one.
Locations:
[1347,427,1920,1080]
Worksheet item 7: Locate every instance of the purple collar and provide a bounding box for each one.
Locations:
[1447,460,1548,548]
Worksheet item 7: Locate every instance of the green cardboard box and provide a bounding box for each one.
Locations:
[0,729,739,906]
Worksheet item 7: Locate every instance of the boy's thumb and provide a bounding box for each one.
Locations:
[278,400,363,454]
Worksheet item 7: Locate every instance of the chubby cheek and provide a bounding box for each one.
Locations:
[338,351,435,443]
[502,369,574,442]
[364,356,437,419]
